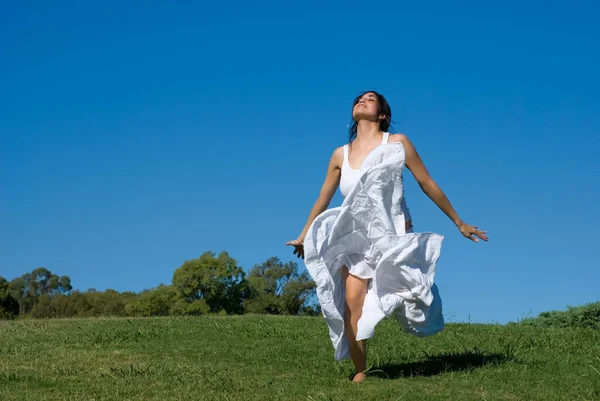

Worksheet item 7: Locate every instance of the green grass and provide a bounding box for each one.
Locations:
[1,316,599,400]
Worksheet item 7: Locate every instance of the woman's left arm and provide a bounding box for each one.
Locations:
[395,134,488,242]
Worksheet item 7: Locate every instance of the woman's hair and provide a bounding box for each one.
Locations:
[348,90,393,142]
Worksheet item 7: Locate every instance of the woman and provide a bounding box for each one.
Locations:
[287,91,488,383]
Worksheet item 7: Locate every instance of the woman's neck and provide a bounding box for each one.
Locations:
[355,120,382,143]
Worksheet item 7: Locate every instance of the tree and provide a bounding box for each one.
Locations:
[77,289,137,317]
[8,275,29,315]
[172,251,248,315]
[9,267,72,315]
[244,257,316,315]
[0,276,19,319]
[125,285,181,317]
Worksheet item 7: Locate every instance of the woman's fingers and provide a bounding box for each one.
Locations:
[470,226,489,242]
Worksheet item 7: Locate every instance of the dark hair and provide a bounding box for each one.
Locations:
[348,90,393,142]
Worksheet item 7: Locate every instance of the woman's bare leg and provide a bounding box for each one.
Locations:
[341,266,369,383]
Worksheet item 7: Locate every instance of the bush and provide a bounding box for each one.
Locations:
[125,285,179,317]
[0,276,18,319]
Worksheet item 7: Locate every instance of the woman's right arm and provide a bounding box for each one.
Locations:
[287,147,343,258]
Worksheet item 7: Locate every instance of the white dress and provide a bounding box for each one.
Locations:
[303,134,445,361]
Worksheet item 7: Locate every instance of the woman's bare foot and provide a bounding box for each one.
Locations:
[352,372,367,383]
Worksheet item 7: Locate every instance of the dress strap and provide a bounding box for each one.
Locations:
[342,144,349,167]
[382,132,389,144]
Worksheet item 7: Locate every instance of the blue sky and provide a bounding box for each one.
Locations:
[2,1,599,324]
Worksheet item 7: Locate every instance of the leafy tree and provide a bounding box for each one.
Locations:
[172,251,248,315]
[9,267,72,315]
[8,275,29,315]
[57,290,94,317]
[30,294,66,318]
[182,299,211,316]
[244,257,315,315]
[30,289,138,318]
[75,289,136,317]
[8,254,320,319]
[169,297,210,316]
[125,285,180,317]
[0,276,19,319]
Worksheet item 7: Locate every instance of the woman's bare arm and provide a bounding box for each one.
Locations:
[287,147,344,258]
[394,134,488,242]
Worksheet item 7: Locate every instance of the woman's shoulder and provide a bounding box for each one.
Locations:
[330,144,345,155]
[327,145,345,168]
[388,133,410,143]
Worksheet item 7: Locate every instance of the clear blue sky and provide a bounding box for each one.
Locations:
[2,1,599,324]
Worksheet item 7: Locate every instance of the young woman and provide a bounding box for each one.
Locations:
[287,91,488,383]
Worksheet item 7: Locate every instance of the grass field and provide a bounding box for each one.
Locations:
[1,315,599,400]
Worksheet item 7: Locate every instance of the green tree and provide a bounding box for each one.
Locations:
[30,294,64,318]
[244,257,315,315]
[9,267,72,315]
[125,285,181,317]
[172,251,247,315]
[8,275,30,315]
[0,276,19,319]
[30,289,138,318]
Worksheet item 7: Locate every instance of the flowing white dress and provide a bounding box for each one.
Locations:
[303,140,445,361]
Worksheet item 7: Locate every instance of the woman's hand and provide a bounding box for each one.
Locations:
[458,222,488,242]
[286,239,305,259]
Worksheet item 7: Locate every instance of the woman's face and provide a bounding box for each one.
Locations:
[352,92,380,122]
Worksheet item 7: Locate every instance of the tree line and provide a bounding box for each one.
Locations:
[0,251,319,319]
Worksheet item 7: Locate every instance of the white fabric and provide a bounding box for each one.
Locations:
[339,145,363,198]
[340,133,411,223]
[339,132,389,198]
[304,142,445,361]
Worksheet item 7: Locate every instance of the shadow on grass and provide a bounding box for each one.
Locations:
[368,350,511,379]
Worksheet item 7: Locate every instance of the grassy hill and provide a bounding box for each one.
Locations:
[519,301,600,330]
[1,315,599,400]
